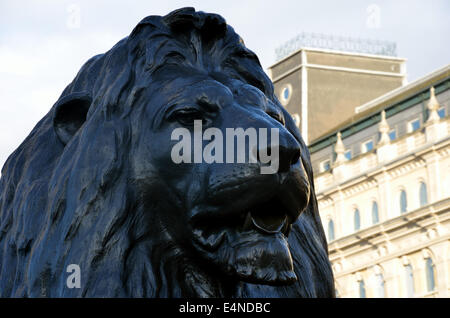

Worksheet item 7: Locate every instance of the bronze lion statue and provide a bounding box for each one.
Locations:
[0,7,335,297]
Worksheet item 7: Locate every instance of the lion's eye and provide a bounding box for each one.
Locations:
[170,108,207,126]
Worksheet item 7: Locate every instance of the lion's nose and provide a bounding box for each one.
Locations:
[278,142,301,173]
[256,131,301,173]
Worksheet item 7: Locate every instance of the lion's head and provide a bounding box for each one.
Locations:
[0,8,334,297]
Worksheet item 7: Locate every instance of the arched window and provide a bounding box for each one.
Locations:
[400,190,407,214]
[375,273,385,297]
[425,257,436,292]
[404,264,415,297]
[359,280,366,298]
[354,208,361,231]
[419,182,428,206]
[372,201,379,224]
[327,219,335,241]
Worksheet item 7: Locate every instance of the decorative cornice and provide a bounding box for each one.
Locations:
[315,133,450,198]
[342,179,378,198]
[387,157,426,178]
[328,197,450,257]
[318,197,334,209]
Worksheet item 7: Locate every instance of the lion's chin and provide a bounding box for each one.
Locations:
[193,229,297,286]
[232,231,297,285]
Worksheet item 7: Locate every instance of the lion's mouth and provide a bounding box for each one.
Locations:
[242,199,290,236]
[190,195,299,286]
[191,195,298,286]
[191,196,294,252]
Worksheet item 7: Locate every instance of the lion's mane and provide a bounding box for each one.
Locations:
[0,8,334,297]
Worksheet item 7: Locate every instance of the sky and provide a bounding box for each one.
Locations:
[0,0,449,169]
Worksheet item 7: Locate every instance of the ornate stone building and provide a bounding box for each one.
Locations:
[269,45,450,297]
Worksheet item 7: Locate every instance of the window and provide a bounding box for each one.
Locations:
[327,219,335,241]
[437,107,445,118]
[419,182,428,207]
[320,159,331,172]
[425,258,436,292]
[344,150,352,160]
[280,84,292,105]
[389,129,397,141]
[361,140,374,153]
[405,264,415,297]
[372,201,379,224]
[375,273,385,298]
[359,280,366,298]
[354,208,361,231]
[282,87,290,100]
[408,118,420,133]
[400,190,407,214]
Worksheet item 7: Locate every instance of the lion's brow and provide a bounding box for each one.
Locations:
[220,46,271,96]
[144,36,190,74]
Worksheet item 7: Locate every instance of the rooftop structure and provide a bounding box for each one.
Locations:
[275,32,397,62]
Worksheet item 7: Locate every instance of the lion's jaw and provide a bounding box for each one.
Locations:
[187,168,310,286]
[192,218,297,286]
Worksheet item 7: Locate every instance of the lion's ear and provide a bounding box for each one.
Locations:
[53,92,92,145]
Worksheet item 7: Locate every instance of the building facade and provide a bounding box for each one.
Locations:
[269,48,450,297]
[268,47,406,144]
